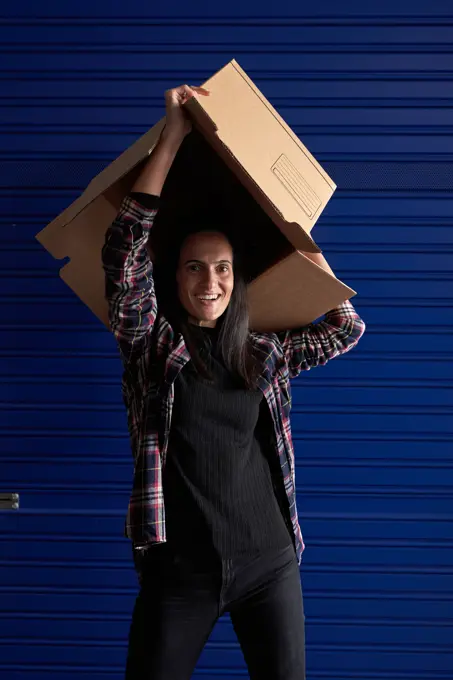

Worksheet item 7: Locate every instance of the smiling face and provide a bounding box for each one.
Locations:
[176,231,234,327]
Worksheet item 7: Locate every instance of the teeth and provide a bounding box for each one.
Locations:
[199,295,219,300]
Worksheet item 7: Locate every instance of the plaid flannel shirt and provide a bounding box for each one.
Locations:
[102,195,366,564]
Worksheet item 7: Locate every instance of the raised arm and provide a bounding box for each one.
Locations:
[278,251,366,378]
[101,84,210,363]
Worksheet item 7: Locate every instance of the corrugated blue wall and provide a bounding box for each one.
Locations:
[1,2,452,678]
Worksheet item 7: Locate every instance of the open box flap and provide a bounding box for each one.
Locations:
[36,118,166,254]
[185,59,336,254]
[40,193,118,323]
[248,251,356,333]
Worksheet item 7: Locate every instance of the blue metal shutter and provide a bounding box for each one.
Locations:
[1,3,452,679]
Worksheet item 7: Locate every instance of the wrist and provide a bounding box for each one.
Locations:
[160,126,186,152]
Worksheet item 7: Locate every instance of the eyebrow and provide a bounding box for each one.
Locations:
[184,259,232,265]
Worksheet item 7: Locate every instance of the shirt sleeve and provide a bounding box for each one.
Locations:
[278,299,366,379]
[129,192,160,210]
[101,193,160,363]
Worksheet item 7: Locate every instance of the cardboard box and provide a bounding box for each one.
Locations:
[36,59,356,332]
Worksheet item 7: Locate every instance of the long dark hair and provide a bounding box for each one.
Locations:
[152,226,259,389]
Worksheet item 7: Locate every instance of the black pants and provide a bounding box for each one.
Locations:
[125,543,305,680]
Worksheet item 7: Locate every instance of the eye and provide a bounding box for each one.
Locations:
[188,263,201,273]
[217,264,230,274]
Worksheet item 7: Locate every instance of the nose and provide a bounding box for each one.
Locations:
[201,268,217,290]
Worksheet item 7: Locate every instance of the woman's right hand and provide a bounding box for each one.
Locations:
[163,84,210,143]
[131,84,209,197]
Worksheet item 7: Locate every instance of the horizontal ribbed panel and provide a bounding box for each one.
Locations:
[1,3,452,678]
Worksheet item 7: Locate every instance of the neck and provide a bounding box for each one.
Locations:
[188,316,217,328]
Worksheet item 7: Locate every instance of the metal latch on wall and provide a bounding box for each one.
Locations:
[0,493,19,510]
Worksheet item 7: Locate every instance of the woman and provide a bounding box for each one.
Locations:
[102,84,366,680]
